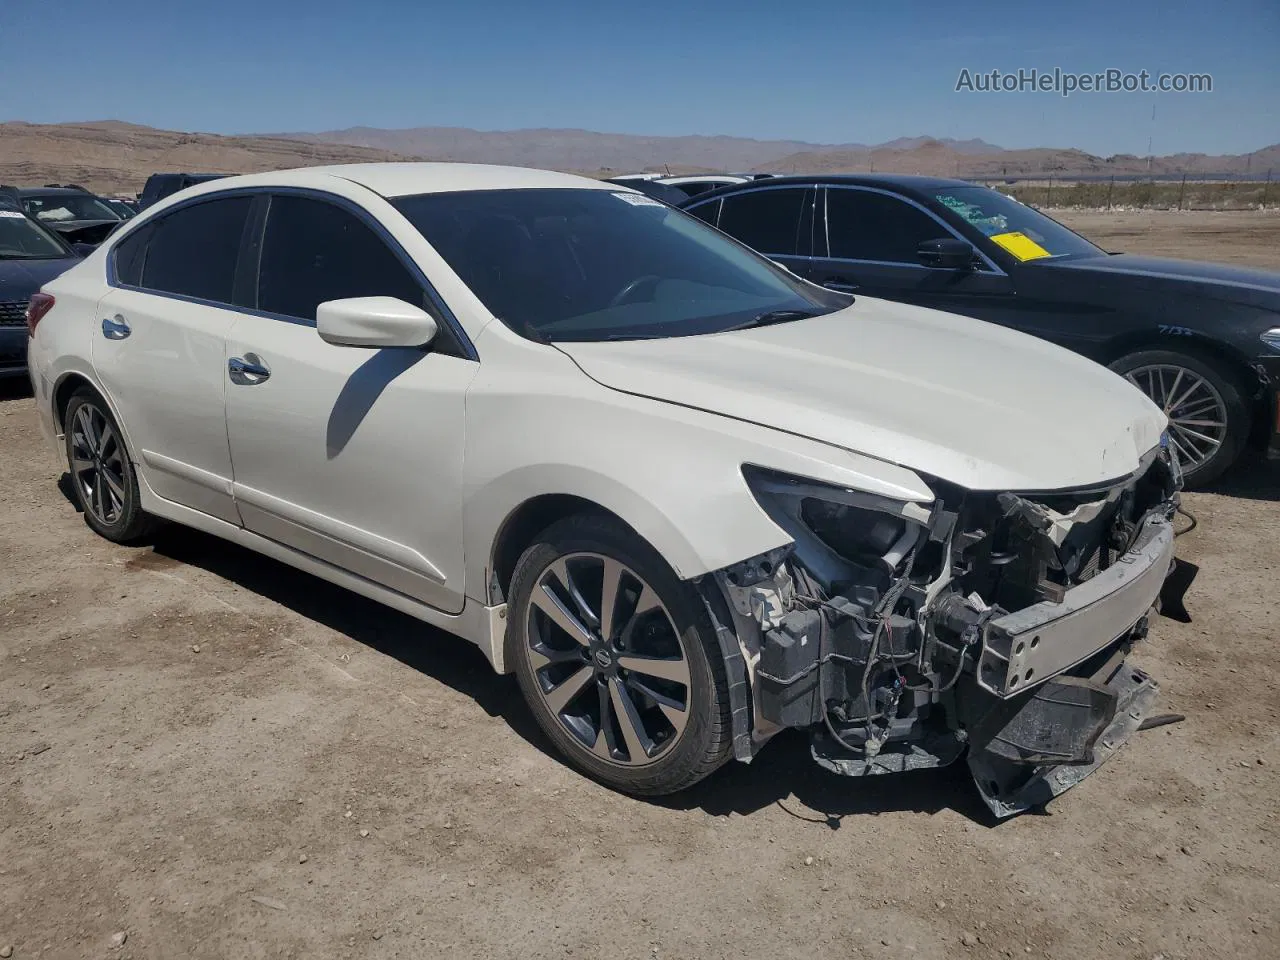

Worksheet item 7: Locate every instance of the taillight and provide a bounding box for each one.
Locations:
[25,292,55,337]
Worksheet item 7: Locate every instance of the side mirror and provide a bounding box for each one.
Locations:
[317,297,438,349]
[71,243,97,257]
[917,237,975,271]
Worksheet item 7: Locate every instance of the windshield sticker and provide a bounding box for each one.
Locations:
[990,230,1052,261]
[0,210,25,219]
[612,191,665,207]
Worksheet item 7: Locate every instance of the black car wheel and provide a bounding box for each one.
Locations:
[1110,349,1249,487]
[506,513,733,796]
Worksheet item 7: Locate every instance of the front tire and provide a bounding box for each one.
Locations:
[63,389,156,543]
[506,513,732,795]
[1110,349,1249,488]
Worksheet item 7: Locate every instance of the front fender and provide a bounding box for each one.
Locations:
[461,338,934,597]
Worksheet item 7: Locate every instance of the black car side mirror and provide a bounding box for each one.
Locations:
[72,242,97,257]
[918,237,975,270]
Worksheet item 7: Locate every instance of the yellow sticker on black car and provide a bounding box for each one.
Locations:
[990,231,1052,261]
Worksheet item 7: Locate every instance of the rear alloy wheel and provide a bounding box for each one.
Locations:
[1111,350,1249,488]
[63,389,156,543]
[508,514,732,795]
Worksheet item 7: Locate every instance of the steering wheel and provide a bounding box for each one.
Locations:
[608,274,662,308]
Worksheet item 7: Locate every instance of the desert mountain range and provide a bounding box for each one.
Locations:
[2,119,1276,196]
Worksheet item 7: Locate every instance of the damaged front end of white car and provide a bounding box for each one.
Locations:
[698,438,1191,818]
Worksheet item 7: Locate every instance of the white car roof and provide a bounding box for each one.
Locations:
[657,175,751,186]
[188,162,614,199]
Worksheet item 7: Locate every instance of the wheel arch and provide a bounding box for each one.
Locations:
[46,367,149,476]
[1100,330,1258,397]
[468,463,793,609]
[487,493,636,605]
[52,370,101,434]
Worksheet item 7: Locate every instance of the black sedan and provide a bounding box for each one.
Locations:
[0,207,81,379]
[681,175,1280,485]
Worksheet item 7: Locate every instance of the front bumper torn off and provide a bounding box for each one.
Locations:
[961,516,1176,817]
[975,517,1175,699]
[967,657,1160,818]
[732,451,1188,818]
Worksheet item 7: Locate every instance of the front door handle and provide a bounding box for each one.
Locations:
[101,315,131,340]
[821,279,860,293]
[228,354,271,385]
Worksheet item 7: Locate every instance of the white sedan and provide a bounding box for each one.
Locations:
[26,163,1186,814]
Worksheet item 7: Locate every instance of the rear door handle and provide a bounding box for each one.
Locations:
[228,354,271,385]
[821,279,860,293]
[101,315,131,340]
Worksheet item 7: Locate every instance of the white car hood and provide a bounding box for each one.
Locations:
[556,298,1167,492]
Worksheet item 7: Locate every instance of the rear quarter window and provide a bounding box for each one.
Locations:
[112,225,152,286]
[138,197,253,303]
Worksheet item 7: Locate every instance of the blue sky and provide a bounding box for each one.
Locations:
[1,0,1276,155]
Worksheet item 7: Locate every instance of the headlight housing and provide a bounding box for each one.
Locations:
[743,466,930,591]
[1262,328,1280,354]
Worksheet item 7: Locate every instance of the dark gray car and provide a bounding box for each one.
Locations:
[0,207,81,378]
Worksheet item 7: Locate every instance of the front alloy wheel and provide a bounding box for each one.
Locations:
[508,514,732,795]
[527,552,691,765]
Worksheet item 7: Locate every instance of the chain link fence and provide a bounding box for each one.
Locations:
[971,173,1276,211]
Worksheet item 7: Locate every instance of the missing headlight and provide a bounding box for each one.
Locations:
[742,465,932,592]
[799,498,906,567]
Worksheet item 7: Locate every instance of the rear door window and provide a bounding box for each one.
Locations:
[257,195,425,322]
[139,196,252,303]
[715,188,807,256]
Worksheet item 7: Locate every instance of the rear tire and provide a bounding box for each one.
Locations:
[1109,349,1249,488]
[63,389,157,543]
[506,513,732,796]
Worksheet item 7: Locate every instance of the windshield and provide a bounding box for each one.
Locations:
[933,186,1104,261]
[102,198,136,218]
[22,193,121,223]
[392,188,845,342]
[0,211,71,259]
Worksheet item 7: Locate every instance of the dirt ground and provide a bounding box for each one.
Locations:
[2,211,1278,960]
[1056,209,1280,270]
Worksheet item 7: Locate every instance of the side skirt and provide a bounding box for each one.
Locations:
[135,478,507,673]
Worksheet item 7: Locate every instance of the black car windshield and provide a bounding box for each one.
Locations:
[23,193,121,223]
[392,188,845,342]
[102,198,135,218]
[0,211,71,259]
[933,186,1104,262]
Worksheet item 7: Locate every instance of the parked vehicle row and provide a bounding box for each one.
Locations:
[0,198,83,378]
[26,163,1202,815]
[0,172,235,377]
[608,171,775,199]
[678,175,1280,486]
[0,184,129,247]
